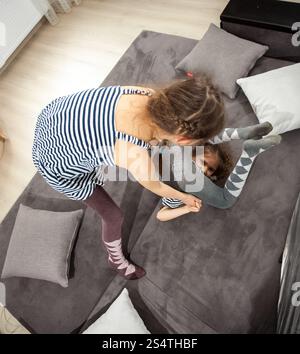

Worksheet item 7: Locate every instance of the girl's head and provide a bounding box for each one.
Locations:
[193,143,233,185]
[146,73,225,145]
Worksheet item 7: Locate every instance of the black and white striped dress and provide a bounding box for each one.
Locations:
[161,197,184,209]
[32,85,152,200]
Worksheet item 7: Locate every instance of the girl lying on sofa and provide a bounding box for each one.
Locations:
[156,122,281,221]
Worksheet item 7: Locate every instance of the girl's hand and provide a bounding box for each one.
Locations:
[186,203,202,213]
[181,194,202,208]
[157,203,200,222]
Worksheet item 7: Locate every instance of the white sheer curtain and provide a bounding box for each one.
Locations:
[33,0,82,25]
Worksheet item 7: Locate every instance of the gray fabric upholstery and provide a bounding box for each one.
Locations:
[1,204,84,288]
[0,29,299,334]
[87,30,300,333]
[127,49,300,333]
[175,23,269,99]
[277,192,300,334]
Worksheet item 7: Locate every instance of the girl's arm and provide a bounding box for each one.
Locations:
[115,140,201,207]
[156,204,200,222]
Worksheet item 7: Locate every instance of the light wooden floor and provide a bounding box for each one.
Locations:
[0,0,228,222]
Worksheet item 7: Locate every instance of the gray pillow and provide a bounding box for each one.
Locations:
[1,203,84,287]
[175,23,269,99]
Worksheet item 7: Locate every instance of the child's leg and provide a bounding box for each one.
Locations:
[224,135,281,200]
[83,185,146,280]
[208,122,273,144]
[176,135,281,209]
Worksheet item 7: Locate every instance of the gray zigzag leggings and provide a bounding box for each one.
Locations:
[166,123,276,209]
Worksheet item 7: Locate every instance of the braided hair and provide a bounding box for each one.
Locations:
[146,73,225,142]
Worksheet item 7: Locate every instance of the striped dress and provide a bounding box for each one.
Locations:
[161,197,184,209]
[32,85,152,200]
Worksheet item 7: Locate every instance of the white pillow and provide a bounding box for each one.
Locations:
[83,288,150,334]
[237,63,300,135]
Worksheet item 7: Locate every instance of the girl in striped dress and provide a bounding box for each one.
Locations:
[32,74,225,280]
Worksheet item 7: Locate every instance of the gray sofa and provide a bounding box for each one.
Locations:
[1,27,300,334]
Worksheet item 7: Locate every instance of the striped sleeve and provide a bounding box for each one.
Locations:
[161,197,184,209]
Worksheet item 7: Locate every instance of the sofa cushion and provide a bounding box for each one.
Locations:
[1,203,84,287]
[175,23,269,99]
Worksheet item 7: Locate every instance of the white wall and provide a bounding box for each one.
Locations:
[0,0,44,68]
